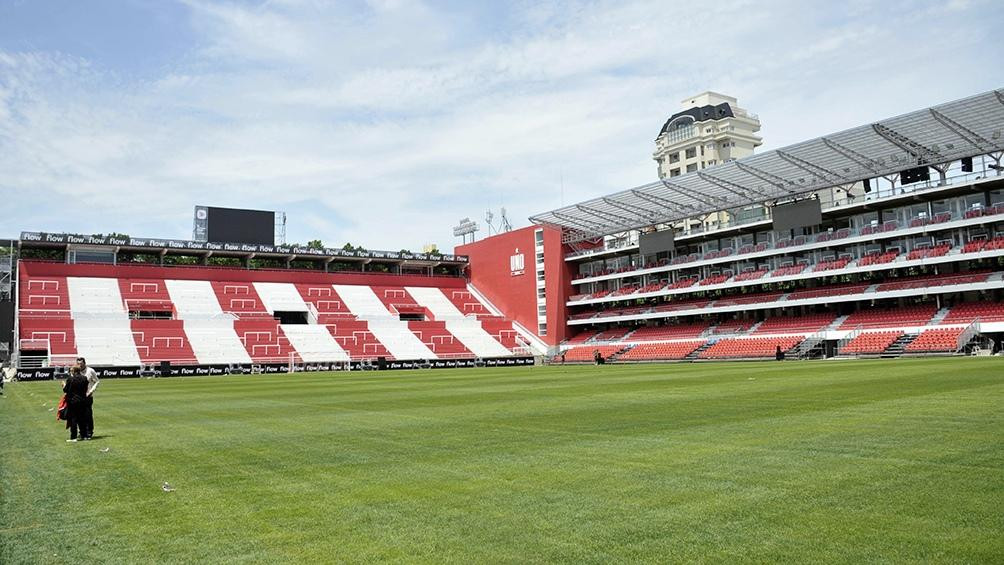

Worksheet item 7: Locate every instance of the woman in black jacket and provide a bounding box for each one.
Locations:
[62,367,90,442]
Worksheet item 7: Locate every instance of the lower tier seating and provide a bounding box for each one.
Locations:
[905,328,963,353]
[839,331,902,355]
[698,336,803,359]
[618,341,704,360]
[561,345,622,362]
[18,266,521,365]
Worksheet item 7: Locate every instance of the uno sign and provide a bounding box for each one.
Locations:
[510,248,525,276]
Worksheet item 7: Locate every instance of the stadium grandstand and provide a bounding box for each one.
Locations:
[5,227,543,379]
[460,89,1004,362]
[3,89,1004,377]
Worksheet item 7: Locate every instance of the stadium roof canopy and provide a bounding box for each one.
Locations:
[530,89,1004,243]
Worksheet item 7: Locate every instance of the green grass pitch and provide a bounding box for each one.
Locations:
[2,358,1002,563]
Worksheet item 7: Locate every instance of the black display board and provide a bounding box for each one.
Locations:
[772,199,822,232]
[639,230,675,256]
[207,207,275,245]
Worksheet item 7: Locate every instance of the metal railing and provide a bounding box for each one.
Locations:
[836,325,864,356]
[956,319,981,352]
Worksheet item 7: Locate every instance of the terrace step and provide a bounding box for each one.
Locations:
[607,345,634,362]
[883,332,918,357]
[684,341,714,360]
[827,314,849,331]
[929,306,951,325]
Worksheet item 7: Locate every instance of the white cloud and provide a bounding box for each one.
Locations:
[1,0,1002,249]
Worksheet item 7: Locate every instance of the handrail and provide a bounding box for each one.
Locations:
[836,324,864,356]
[956,318,981,351]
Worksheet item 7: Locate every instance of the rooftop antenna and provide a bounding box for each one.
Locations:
[485,209,496,236]
[500,207,512,232]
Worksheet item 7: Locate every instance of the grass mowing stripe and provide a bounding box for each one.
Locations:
[1,358,1002,563]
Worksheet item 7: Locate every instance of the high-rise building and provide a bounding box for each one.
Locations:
[653,92,761,178]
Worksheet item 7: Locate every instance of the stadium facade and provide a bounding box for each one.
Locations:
[2,89,1003,375]
[464,88,1004,361]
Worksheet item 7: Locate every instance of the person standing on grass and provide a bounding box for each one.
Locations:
[62,366,89,442]
[76,357,99,439]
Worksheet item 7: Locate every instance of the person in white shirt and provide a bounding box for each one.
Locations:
[76,357,99,440]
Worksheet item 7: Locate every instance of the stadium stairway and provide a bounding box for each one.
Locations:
[67,277,141,366]
[684,341,714,360]
[787,335,825,359]
[606,345,634,362]
[253,282,311,314]
[280,324,351,362]
[407,286,520,356]
[363,317,437,360]
[883,333,919,357]
[929,307,952,325]
[166,280,252,364]
[826,315,849,331]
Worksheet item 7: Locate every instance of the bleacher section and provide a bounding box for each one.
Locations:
[839,306,938,329]
[17,262,523,367]
[839,331,902,355]
[617,341,704,361]
[905,328,963,353]
[699,336,803,359]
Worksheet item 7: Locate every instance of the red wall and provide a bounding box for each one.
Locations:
[542,227,574,344]
[456,225,572,346]
[18,261,466,289]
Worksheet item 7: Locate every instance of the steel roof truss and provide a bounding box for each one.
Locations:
[775,150,849,184]
[656,180,729,209]
[697,172,772,200]
[602,197,663,222]
[575,204,639,229]
[871,123,943,165]
[734,161,800,194]
[928,108,995,152]
[820,137,881,174]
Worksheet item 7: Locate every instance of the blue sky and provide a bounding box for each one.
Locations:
[2,0,1002,250]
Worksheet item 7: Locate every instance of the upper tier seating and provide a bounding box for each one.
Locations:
[906,244,951,261]
[592,327,632,342]
[771,264,807,277]
[711,319,754,334]
[813,258,852,272]
[839,305,938,329]
[564,331,599,345]
[875,272,991,292]
[941,302,1004,324]
[733,269,769,282]
[753,314,836,334]
[787,283,870,301]
[858,250,899,267]
[628,323,709,341]
[668,278,699,290]
[699,274,731,286]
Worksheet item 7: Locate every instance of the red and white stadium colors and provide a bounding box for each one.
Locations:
[456,225,574,346]
[17,261,524,366]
